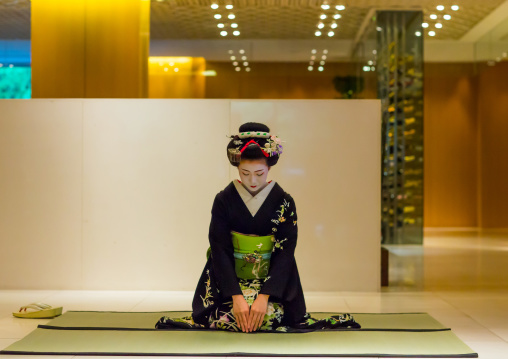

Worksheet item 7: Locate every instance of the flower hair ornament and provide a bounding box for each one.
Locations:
[227,130,284,165]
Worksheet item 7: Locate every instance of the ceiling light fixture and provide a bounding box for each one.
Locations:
[334,14,342,19]
[435,23,442,28]
[231,23,238,28]
[226,4,233,9]
[214,14,221,19]
[436,5,444,11]
[328,31,334,37]
[221,31,228,36]
[233,31,240,36]
[430,14,437,20]
[336,5,345,10]
[443,14,451,20]
[315,31,322,36]
[428,31,436,36]
[211,3,219,9]
[451,5,459,11]
[318,22,325,29]
[228,13,235,19]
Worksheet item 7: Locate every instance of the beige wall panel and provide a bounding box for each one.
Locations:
[0,100,83,289]
[230,100,381,292]
[81,100,230,289]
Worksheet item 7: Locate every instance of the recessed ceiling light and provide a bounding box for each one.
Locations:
[235,67,241,72]
[231,56,236,60]
[334,14,342,19]
[422,23,429,28]
[311,49,317,54]
[315,31,322,36]
[328,31,334,37]
[318,23,325,29]
[336,5,345,10]
[331,22,338,29]
[233,31,240,36]
[228,13,235,19]
[321,4,330,10]
[226,4,233,9]
[217,23,225,28]
[323,49,328,54]
[243,62,248,66]
[214,14,221,19]
[308,66,314,71]
[239,49,245,54]
[429,31,436,36]
[320,14,327,20]
[430,14,437,20]
[221,31,228,36]
[233,62,238,66]
[318,66,324,71]
[443,14,451,20]
[435,23,442,28]
[174,68,179,72]
[436,5,444,11]
[451,5,459,11]
[415,31,422,36]
[231,23,238,28]
[211,3,219,9]
[246,67,251,72]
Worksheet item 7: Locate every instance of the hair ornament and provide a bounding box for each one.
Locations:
[238,131,271,139]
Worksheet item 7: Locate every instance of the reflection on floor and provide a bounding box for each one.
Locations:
[0,229,507,358]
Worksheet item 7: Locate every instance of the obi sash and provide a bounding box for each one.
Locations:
[206,231,274,280]
[231,231,274,280]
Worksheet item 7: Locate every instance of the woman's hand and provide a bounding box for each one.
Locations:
[232,295,250,332]
[248,294,269,332]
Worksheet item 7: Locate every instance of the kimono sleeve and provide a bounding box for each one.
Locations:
[208,193,243,298]
[260,194,298,298]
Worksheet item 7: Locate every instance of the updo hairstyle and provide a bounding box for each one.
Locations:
[227,122,280,167]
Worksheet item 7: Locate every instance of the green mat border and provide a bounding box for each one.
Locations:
[38,311,452,333]
[0,351,479,358]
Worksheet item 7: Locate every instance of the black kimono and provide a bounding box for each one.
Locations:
[156,180,359,332]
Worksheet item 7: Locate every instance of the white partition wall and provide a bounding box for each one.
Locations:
[0,99,380,292]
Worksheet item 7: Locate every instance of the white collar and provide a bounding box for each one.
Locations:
[233,180,276,217]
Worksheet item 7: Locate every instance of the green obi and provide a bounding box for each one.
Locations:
[207,231,274,280]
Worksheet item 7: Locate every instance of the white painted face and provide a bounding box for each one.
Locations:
[238,159,270,195]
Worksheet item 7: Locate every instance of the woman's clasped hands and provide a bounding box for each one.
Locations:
[232,294,269,332]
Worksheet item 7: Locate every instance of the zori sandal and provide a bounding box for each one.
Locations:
[13,302,63,319]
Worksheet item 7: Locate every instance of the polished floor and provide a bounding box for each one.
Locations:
[1,229,507,359]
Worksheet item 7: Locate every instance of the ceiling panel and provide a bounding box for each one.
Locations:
[0,0,506,41]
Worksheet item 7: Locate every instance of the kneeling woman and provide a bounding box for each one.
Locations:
[156,122,360,333]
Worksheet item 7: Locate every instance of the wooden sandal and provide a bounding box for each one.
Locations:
[13,302,63,319]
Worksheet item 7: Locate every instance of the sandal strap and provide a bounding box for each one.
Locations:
[19,303,52,312]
